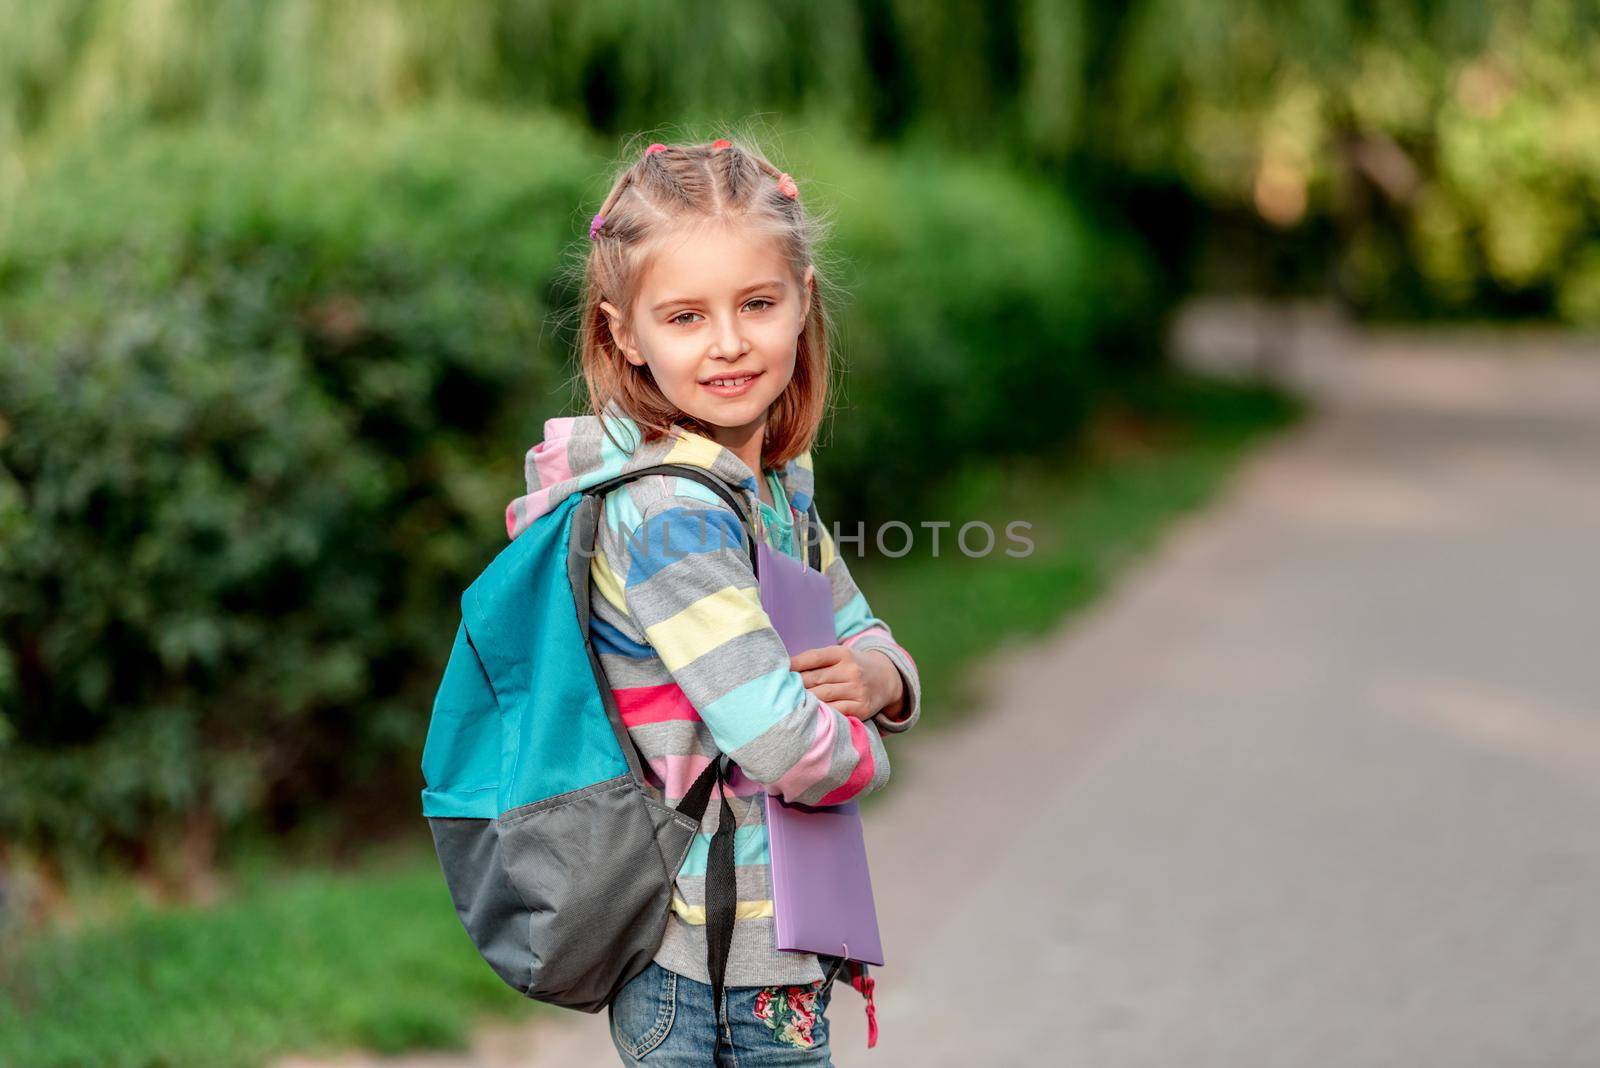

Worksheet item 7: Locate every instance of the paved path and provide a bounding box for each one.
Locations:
[286,326,1600,1065]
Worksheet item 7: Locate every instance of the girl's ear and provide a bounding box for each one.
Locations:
[599,300,646,367]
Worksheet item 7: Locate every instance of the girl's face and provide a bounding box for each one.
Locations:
[601,222,813,453]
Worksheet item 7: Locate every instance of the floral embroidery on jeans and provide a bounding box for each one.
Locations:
[753,979,823,1049]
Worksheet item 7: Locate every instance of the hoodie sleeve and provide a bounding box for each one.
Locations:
[611,489,890,807]
[811,508,923,734]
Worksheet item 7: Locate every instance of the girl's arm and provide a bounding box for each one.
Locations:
[605,489,891,807]
[812,510,923,733]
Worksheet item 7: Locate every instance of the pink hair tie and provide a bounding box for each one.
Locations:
[645,142,667,155]
[776,172,799,199]
[588,213,605,240]
[712,139,732,150]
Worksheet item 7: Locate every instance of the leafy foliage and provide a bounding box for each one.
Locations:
[0,104,1154,874]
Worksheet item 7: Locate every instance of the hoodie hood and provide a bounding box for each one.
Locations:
[504,404,817,540]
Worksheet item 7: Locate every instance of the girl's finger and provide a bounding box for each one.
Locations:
[797,666,846,687]
[790,645,844,671]
[805,683,860,704]
[789,649,823,671]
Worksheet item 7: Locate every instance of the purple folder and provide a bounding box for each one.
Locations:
[756,537,886,967]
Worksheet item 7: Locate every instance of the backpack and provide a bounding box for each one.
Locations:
[420,462,799,1013]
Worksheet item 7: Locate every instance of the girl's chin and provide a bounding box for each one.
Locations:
[682,391,771,425]
[694,409,764,431]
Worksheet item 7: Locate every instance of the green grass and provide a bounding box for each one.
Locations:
[0,371,1302,1068]
[0,845,532,1067]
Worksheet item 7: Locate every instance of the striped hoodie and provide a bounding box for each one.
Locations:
[504,406,922,986]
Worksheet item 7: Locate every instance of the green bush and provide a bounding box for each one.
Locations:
[0,103,1160,877]
[0,106,596,874]
[798,137,1158,521]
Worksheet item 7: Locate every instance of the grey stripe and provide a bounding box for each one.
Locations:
[867,725,892,793]
[594,648,673,688]
[672,863,774,905]
[825,553,862,614]
[668,628,788,701]
[564,431,605,487]
[625,718,715,756]
[728,699,826,788]
[623,539,756,623]
[656,915,824,988]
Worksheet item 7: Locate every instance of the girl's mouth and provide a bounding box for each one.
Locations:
[701,371,763,397]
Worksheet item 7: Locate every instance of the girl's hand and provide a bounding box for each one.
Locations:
[790,644,905,721]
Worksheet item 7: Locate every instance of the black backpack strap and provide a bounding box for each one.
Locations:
[671,755,739,1056]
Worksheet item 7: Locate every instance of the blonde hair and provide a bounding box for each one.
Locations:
[570,132,836,471]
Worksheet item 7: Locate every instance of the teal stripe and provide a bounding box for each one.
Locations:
[701,666,804,751]
[669,476,723,507]
[679,822,770,877]
[834,590,876,638]
[603,487,644,538]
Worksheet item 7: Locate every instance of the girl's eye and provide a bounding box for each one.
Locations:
[669,299,773,327]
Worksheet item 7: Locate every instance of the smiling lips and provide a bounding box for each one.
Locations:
[701,371,762,396]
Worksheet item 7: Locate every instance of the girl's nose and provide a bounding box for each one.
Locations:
[711,316,748,358]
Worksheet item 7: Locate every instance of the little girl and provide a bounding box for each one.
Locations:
[505,137,921,1065]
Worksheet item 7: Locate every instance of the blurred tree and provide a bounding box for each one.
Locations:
[1094,0,1600,320]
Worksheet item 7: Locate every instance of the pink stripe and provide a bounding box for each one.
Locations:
[505,485,563,535]
[531,439,572,491]
[722,763,765,799]
[541,416,580,442]
[647,752,708,800]
[767,703,843,800]
[647,752,763,803]
[817,714,875,805]
[615,683,702,728]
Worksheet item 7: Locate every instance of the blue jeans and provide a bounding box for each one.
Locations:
[608,957,846,1066]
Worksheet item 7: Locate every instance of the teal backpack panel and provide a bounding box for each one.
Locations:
[419,619,501,818]
[422,493,630,819]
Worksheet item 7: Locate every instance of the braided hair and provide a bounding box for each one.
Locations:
[573,135,833,470]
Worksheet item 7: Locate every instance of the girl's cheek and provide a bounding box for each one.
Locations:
[759,320,798,347]
[645,343,699,378]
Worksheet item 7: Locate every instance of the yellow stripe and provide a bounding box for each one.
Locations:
[670,895,775,924]
[664,433,726,471]
[589,549,627,614]
[794,449,814,472]
[644,584,765,671]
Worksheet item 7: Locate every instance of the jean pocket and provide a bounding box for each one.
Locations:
[751,978,830,1052]
[610,961,677,1059]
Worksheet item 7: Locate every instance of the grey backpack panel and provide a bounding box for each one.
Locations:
[429,776,700,1013]
[499,775,700,1010]
[427,815,534,994]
